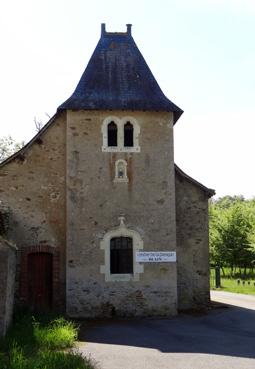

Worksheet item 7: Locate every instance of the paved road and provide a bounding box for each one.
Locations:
[78,292,255,369]
[211,290,255,310]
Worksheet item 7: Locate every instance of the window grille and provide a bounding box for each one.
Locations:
[110,237,133,274]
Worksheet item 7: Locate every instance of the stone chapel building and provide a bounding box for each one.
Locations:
[0,24,214,317]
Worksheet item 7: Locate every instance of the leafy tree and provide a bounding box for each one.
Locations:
[209,204,227,266]
[0,114,48,163]
[0,136,24,163]
[209,197,255,273]
[212,195,245,209]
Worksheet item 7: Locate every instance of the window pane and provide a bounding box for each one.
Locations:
[124,122,134,147]
[110,237,133,274]
[108,121,117,146]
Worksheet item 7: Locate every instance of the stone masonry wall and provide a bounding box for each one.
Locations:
[66,110,178,317]
[175,173,210,310]
[0,107,210,316]
[0,113,67,309]
[0,239,16,336]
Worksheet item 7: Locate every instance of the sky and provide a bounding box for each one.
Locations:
[0,0,254,198]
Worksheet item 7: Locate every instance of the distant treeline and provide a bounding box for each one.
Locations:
[209,196,255,273]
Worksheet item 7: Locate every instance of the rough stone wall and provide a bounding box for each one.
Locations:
[66,110,178,317]
[175,173,210,310]
[0,240,16,336]
[0,106,210,316]
[0,113,67,309]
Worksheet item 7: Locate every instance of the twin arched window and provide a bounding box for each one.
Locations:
[107,121,134,147]
[102,116,140,152]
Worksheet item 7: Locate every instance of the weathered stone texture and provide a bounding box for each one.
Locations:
[0,239,16,336]
[0,106,211,317]
[0,113,67,308]
[175,173,210,310]
[66,110,178,317]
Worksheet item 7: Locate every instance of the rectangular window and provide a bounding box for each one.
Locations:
[110,237,133,274]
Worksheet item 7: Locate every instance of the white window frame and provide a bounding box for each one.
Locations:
[101,116,140,152]
[100,217,144,282]
[114,159,128,183]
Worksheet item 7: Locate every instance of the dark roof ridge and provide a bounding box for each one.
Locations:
[175,164,215,197]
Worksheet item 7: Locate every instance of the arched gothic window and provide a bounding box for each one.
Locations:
[107,121,117,146]
[124,122,134,147]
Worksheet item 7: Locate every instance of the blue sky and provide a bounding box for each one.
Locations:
[0,0,254,198]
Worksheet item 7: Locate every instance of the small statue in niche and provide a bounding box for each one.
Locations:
[118,163,124,178]
[114,159,128,182]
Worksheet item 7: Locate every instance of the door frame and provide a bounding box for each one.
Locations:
[19,245,60,309]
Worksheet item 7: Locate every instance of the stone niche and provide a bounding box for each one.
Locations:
[0,237,16,336]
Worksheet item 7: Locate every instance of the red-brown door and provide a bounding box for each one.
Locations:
[27,252,53,311]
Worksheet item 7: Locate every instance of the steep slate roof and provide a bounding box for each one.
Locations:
[58,24,183,124]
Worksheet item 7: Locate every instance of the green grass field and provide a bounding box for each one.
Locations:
[212,278,255,295]
[210,267,255,295]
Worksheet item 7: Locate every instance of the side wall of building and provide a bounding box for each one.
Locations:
[0,242,16,336]
[66,110,178,317]
[0,113,67,309]
[175,173,210,310]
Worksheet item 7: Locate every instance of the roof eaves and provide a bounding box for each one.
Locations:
[175,164,215,197]
[0,112,61,168]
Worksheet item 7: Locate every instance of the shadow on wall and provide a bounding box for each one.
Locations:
[79,303,255,359]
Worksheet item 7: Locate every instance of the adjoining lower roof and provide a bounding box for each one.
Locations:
[58,24,183,124]
[175,164,215,198]
[0,113,59,169]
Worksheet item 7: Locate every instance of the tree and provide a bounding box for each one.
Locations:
[34,113,49,133]
[0,136,25,163]
[209,197,255,273]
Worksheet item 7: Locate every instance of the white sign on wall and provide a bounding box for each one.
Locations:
[136,251,176,263]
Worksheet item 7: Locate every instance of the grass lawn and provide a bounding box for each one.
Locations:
[210,267,255,295]
[0,310,96,369]
[211,278,255,295]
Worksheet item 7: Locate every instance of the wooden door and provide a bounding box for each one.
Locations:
[27,252,53,311]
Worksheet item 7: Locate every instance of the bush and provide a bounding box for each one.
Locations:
[9,343,27,369]
[0,314,95,369]
[33,318,78,349]
[2,346,94,369]
[33,350,94,369]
